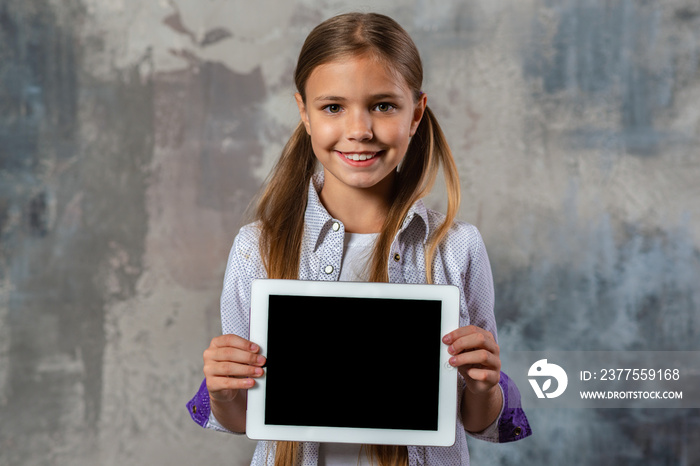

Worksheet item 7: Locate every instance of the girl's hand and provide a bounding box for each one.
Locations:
[442,325,501,395]
[203,334,267,404]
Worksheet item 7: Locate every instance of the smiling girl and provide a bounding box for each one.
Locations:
[187,12,531,466]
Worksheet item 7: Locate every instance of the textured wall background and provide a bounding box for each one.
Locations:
[1,0,699,465]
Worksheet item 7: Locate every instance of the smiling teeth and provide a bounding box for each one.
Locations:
[344,153,376,161]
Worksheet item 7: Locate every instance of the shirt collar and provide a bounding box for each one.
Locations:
[304,172,334,251]
[304,171,432,248]
[400,196,430,244]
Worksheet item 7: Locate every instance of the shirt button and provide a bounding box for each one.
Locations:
[332,222,340,231]
[514,427,522,436]
[393,253,401,262]
[324,265,334,274]
[192,405,197,414]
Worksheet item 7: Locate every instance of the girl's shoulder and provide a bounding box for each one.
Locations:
[424,208,487,255]
[233,221,262,250]
[236,220,263,239]
[228,221,265,277]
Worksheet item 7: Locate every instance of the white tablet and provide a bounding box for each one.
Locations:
[246,279,460,447]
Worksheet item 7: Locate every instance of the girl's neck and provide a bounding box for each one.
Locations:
[319,171,394,234]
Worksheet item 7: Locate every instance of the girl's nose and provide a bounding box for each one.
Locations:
[346,110,373,141]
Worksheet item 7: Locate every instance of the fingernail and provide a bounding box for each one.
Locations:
[449,357,457,366]
[443,335,452,344]
[447,345,455,355]
[250,343,259,352]
[257,355,265,365]
[254,367,263,376]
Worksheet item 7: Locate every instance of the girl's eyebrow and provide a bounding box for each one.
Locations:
[313,93,404,102]
[313,95,345,102]
[371,93,403,101]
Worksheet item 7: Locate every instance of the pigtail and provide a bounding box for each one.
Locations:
[260,126,318,466]
[257,122,316,281]
[420,107,461,284]
[368,106,460,284]
[272,441,300,466]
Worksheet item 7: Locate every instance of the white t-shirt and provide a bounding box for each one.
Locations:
[338,231,378,282]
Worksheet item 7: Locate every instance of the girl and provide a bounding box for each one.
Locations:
[187,12,531,466]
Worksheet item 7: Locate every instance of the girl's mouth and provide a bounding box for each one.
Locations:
[338,151,383,161]
[345,153,376,161]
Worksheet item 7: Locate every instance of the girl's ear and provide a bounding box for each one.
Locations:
[410,93,428,137]
[295,93,311,135]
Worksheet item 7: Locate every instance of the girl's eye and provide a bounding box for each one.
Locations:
[374,103,395,112]
[325,104,342,114]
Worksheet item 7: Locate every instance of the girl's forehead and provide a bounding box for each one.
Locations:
[305,55,413,96]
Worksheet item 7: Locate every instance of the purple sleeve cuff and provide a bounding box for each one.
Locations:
[186,378,211,428]
[498,371,533,442]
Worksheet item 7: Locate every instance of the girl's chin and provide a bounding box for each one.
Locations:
[322,170,397,193]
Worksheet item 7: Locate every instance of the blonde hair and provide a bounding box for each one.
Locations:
[256,12,460,466]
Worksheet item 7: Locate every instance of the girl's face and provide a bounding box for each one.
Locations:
[295,55,426,198]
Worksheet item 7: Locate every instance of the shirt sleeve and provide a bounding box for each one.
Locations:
[186,228,259,432]
[496,371,533,442]
[462,226,497,339]
[465,372,532,442]
[461,228,532,443]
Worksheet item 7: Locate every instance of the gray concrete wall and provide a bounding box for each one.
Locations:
[1,0,698,464]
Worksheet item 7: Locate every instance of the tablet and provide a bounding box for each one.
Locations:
[246,279,460,446]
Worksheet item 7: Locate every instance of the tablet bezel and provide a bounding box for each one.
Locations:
[246,279,460,446]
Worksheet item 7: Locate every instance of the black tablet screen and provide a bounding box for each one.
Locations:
[264,295,442,431]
